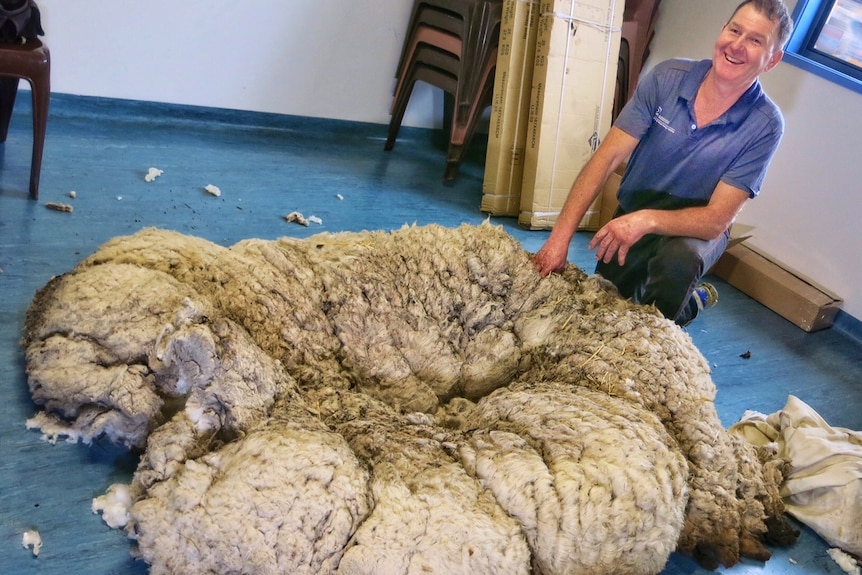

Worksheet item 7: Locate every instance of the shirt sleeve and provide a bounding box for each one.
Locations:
[612,62,664,140]
[720,110,784,198]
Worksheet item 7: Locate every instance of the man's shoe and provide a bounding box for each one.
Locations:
[694,282,719,312]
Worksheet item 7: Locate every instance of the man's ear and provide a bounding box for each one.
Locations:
[765,49,784,73]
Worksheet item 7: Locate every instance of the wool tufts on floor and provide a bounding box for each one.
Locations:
[22,222,798,575]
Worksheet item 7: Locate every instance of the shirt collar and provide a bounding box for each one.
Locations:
[680,59,763,125]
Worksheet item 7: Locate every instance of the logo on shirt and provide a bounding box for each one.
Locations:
[653,106,676,134]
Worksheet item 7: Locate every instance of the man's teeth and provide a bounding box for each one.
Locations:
[726,55,743,64]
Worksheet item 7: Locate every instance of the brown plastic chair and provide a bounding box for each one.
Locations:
[395,4,464,81]
[388,0,501,179]
[443,47,495,180]
[0,38,50,200]
[451,0,500,126]
[387,62,460,156]
[387,39,462,148]
[401,1,501,127]
[390,25,462,117]
[386,27,495,180]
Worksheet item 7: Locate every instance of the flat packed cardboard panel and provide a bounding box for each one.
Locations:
[519,0,623,230]
[482,0,540,216]
[712,243,843,332]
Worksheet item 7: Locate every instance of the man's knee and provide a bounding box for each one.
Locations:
[651,239,707,280]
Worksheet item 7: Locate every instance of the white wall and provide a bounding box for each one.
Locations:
[36,0,443,127]
[35,0,862,319]
[645,0,862,320]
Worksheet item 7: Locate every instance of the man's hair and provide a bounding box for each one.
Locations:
[730,0,794,49]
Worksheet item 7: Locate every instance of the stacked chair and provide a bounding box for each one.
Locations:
[386,0,502,180]
[613,0,662,121]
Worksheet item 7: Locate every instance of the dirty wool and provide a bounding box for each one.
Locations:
[22,222,798,575]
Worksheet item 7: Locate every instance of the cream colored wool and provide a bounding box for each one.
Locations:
[22,222,797,574]
[132,417,373,575]
[459,382,689,575]
[309,388,531,575]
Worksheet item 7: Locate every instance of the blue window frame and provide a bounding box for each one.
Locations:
[784,0,862,95]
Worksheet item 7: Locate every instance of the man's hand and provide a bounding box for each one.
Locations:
[531,238,569,276]
[529,127,640,276]
[589,211,653,266]
[589,183,749,266]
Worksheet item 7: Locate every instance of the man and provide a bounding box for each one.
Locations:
[531,0,793,326]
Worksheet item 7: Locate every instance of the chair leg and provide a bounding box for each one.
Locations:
[28,70,50,200]
[385,75,416,151]
[0,76,19,143]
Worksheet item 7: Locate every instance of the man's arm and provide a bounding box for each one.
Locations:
[531,126,639,276]
[590,181,750,266]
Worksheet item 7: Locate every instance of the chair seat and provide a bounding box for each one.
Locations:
[395,4,465,81]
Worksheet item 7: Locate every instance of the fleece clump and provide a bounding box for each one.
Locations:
[22,222,798,575]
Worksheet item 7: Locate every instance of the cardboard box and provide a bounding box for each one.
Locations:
[481,0,540,216]
[518,0,624,230]
[712,243,843,332]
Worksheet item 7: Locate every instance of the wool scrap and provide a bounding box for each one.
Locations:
[22,530,42,557]
[285,211,309,226]
[828,548,861,575]
[45,202,73,212]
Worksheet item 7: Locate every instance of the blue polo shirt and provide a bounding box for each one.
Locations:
[613,58,784,212]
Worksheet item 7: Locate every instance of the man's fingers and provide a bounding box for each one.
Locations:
[531,253,554,277]
[616,244,628,266]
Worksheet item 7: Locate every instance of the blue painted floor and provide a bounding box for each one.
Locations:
[1,94,860,574]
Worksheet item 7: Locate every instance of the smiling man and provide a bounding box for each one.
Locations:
[532,0,793,327]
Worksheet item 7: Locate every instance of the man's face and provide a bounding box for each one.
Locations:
[712,3,784,89]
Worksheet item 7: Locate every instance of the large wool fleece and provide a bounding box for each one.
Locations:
[22,222,798,574]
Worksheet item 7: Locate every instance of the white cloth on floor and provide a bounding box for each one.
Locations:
[730,395,862,558]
